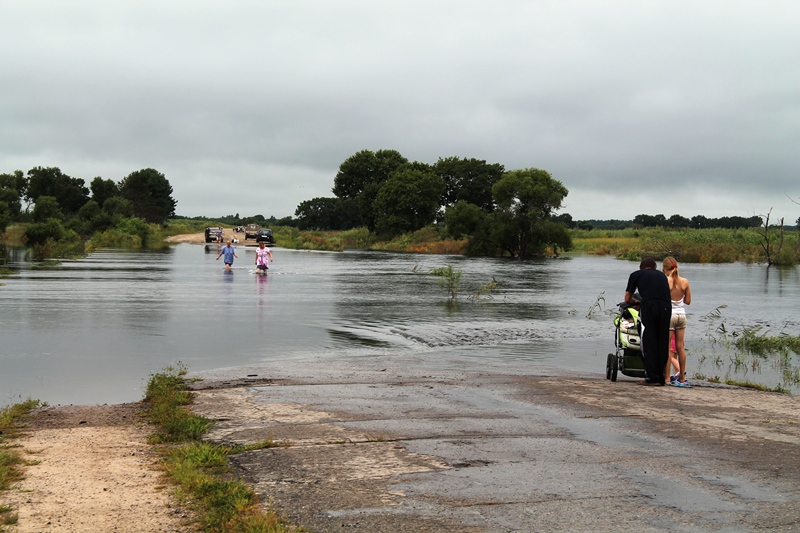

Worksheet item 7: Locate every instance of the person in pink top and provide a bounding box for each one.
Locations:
[255,241,273,275]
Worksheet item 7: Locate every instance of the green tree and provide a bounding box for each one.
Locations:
[115,216,151,244]
[102,196,133,218]
[119,168,176,224]
[332,149,409,200]
[0,201,10,233]
[434,157,504,211]
[332,149,409,230]
[24,218,67,246]
[295,197,360,230]
[443,200,487,240]
[31,196,64,223]
[90,177,120,207]
[67,200,116,236]
[491,168,570,258]
[373,168,445,236]
[633,214,667,227]
[668,214,692,228]
[25,166,89,214]
[0,170,26,219]
[551,213,576,229]
[691,215,709,229]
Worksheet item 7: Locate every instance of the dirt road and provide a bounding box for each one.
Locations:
[165,228,254,246]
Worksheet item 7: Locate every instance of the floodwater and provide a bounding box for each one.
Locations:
[2,243,799,405]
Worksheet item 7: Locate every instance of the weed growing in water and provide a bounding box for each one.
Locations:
[585,292,606,318]
[468,277,499,302]
[430,264,462,301]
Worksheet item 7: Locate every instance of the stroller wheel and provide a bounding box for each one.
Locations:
[611,354,619,382]
[606,353,613,380]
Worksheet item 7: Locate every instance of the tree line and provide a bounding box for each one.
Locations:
[294,149,572,258]
[554,213,765,230]
[0,166,177,251]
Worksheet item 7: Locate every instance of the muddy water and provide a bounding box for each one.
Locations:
[1,243,799,405]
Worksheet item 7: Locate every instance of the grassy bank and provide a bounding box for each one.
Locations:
[262,225,799,264]
[271,226,467,254]
[572,226,800,264]
[0,399,41,531]
[144,365,301,533]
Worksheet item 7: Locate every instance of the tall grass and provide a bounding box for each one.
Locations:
[268,226,372,251]
[572,227,800,264]
[272,225,798,262]
[144,365,300,533]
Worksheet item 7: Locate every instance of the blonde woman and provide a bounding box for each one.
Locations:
[663,257,692,386]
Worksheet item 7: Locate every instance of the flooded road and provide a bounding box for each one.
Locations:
[2,243,799,405]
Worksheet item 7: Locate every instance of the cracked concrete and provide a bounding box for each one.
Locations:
[190,355,800,532]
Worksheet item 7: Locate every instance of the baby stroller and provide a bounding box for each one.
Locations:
[606,300,646,381]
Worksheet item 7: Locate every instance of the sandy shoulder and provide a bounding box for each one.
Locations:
[3,404,190,533]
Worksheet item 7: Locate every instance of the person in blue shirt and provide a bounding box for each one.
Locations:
[216,240,238,270]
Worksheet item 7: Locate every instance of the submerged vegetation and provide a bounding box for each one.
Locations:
[430,264,463,301]
[144,364,299,533]
[693,306,800,393]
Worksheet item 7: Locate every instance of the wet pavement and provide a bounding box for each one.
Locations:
[190,356,800,532]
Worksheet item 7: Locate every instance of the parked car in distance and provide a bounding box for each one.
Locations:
[256,228,275,245]
[204,226,223,243]
[244,223,259,240]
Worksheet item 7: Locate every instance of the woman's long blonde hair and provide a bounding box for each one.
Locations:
[662,256,679,288]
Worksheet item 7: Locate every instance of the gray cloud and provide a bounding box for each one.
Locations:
[2,1,799,222]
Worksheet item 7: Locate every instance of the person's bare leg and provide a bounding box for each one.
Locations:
[675,328,687,382]
[666,331,679,380]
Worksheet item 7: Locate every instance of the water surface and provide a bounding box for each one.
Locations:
[2,244,798,405]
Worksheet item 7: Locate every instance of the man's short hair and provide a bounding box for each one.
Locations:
[640,257,657,269]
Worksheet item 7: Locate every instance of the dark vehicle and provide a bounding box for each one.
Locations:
[204,226,223,243]
[244,223,259,240]
[256,228,275,245]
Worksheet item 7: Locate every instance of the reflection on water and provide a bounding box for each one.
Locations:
[1,244,799,405]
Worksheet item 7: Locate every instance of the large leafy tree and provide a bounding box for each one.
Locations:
[0,170,26,219]
[332,149,409,230]
[373,168,445,237]
[295,197,360,230]
[25,166,89,215]
[332,149,409,200]
[443,200,487,240]
[30,196,63,222]
[633,214,668,227]
[90,177,120,208]
[119,168,176,224]
[434,157,504,211]
[491,168,570,258]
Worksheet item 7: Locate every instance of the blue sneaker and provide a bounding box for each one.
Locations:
[670,373,679,383]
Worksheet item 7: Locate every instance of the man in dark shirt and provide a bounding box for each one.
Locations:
[625,257,671,385]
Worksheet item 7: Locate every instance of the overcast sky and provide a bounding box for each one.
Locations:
[2,1,799,223]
